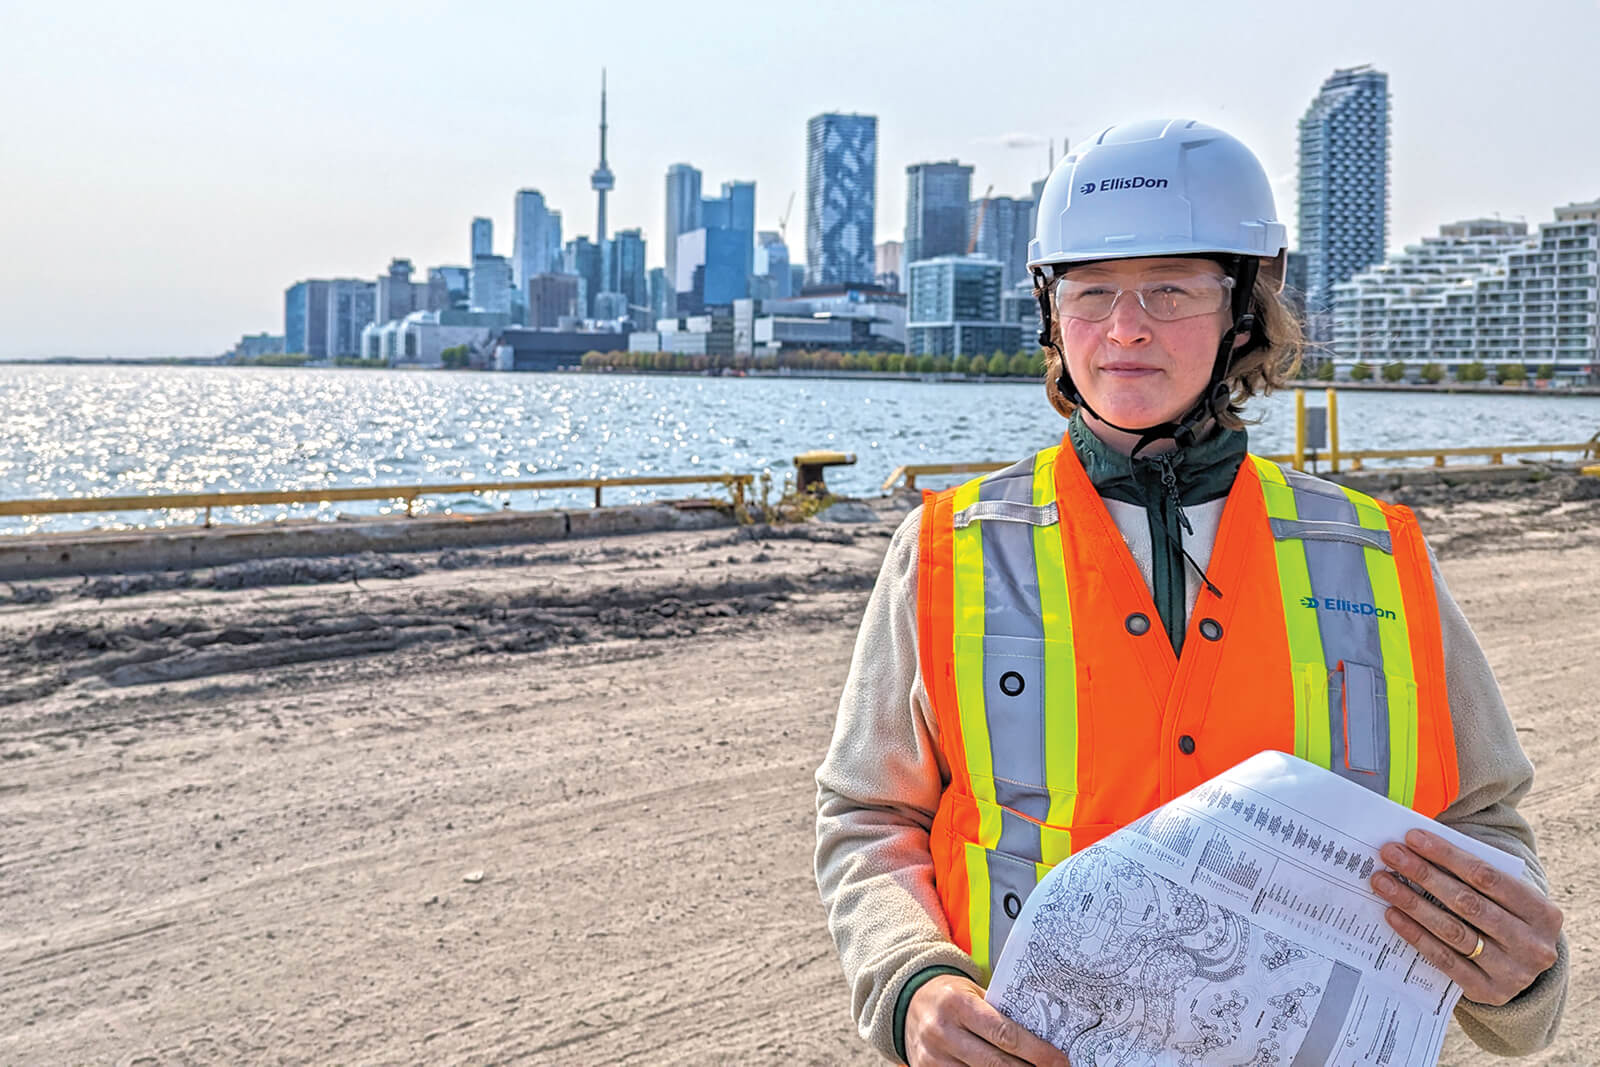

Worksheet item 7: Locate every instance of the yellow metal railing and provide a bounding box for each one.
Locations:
[0,474,753,527]
[882,389,1598,490]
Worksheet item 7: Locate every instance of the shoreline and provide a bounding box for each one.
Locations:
[6,358,1599,395]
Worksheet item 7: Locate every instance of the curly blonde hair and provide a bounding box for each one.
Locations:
[1035,269,1304,430]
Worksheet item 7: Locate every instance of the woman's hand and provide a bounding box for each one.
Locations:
[1370,828,1563,1006]
[905,974,1070,1067]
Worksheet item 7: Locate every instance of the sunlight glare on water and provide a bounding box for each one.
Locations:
[2,364,1596,534]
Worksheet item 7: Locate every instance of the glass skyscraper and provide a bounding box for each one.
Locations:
[904,161,971,265]
[1298,65,1390,333]
[664,163,703,308]
[806,112,877,288]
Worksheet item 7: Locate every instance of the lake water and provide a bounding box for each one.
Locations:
[3,364,1597,535]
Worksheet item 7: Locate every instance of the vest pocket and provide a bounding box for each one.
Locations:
[977,633,1090,801]
[968,841,1042,969]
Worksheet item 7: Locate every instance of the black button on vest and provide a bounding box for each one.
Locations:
[1125,612,1150,636]
[1199,618,1223,642]
[1178,735,1196,755]
[1003,892,1022,919]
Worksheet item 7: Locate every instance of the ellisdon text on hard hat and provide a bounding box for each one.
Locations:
[1078,176,1171,195]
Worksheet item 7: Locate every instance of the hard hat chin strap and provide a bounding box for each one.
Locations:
[1038,257,1262,460]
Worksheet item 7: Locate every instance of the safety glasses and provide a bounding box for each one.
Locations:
[1054,272,1234,322]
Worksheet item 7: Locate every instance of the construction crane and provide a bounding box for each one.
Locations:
[778,192,796,245]
[967,184,994,254]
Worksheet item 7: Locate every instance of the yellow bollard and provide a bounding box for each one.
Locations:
[1326,388,1340,473]
[1293,389,1306,472]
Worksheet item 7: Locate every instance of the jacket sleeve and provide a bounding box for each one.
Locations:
[1430,556,1569,1055]
[815,506,981,1061]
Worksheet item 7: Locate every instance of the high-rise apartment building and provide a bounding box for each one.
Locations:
[470,255,513,316]
[905,161,972,265]
[969,196,1034,290]
[1298,65,1390,335]
[284,280,329,358]
[1332,204,1599,381]
[512,190,562,292]
[326,279,376,358]
[664,164,703,303]
[806,112,877,288]
[905,255,1018,356]
[471,217,493,260]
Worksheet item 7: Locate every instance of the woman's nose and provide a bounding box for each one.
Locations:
[1104,290,1153,345]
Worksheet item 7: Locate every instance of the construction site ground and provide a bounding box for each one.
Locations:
[3,471,1597,1064]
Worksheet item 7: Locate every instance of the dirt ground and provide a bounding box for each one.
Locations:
[2,473,1597,1066]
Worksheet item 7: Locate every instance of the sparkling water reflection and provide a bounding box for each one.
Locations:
[2,364,1596,534]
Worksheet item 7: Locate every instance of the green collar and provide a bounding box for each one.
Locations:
[1066,410,1247,506]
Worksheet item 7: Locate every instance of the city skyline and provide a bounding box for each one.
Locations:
[3,0,1599,358]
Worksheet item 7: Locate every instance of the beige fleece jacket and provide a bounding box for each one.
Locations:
[815,491,1568,1063]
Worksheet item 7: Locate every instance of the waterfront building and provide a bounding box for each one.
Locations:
[284,280,329,358]
[805,112,877,288]
[905,255,1019,357]
[471,217,493,259]
[737,291,905,356]
[969,196,1034,290]
[904,161,972,265]
[1331,204,1600,383]
[526,273,581,329]
[875,240,903,292]
[512,190,562,293]
[664,163,703,307]
[490,327,629,372]
[1298,65,1390,338]
[790,263,807,298]
[361,309,506,367]
[470,254,513,316]
[325,279,376,359]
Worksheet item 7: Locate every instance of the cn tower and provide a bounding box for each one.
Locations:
[590,69,614,244]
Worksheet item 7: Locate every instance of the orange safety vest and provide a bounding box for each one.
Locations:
[917,437,1460,976]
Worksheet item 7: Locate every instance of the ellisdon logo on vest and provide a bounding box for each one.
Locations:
[1078,176,1171,195]
[1300,595,1397,620]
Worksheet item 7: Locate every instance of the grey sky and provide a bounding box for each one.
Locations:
[2,0,1596,358]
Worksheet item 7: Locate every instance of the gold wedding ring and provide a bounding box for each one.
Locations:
[1466,935,1486,961]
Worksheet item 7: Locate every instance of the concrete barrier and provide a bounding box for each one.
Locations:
[0,505,736,580]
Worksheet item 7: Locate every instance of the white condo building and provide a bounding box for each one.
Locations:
[1331,200,1599,383]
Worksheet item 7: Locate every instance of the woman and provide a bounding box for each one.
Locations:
[815,119,1566,1066]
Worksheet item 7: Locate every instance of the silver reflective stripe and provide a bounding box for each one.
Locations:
[979,455,1048,859]
[953,500,1060,529]
[1269,517,1392,554]
[984,848,1038,968]
[1342,661,1383,773]
[1283,468,1390,793]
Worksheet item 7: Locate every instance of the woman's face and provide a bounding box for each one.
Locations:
[1058,256,1234,441]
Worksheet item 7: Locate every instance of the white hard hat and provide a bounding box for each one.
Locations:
[1028,119,1287,284]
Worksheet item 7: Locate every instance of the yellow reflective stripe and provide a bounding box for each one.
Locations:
[1031,447,1078,861]
[1344,485,1419,808]
[1250,456,1330,766]
[951,477,997,819]
[964,843,992,976]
